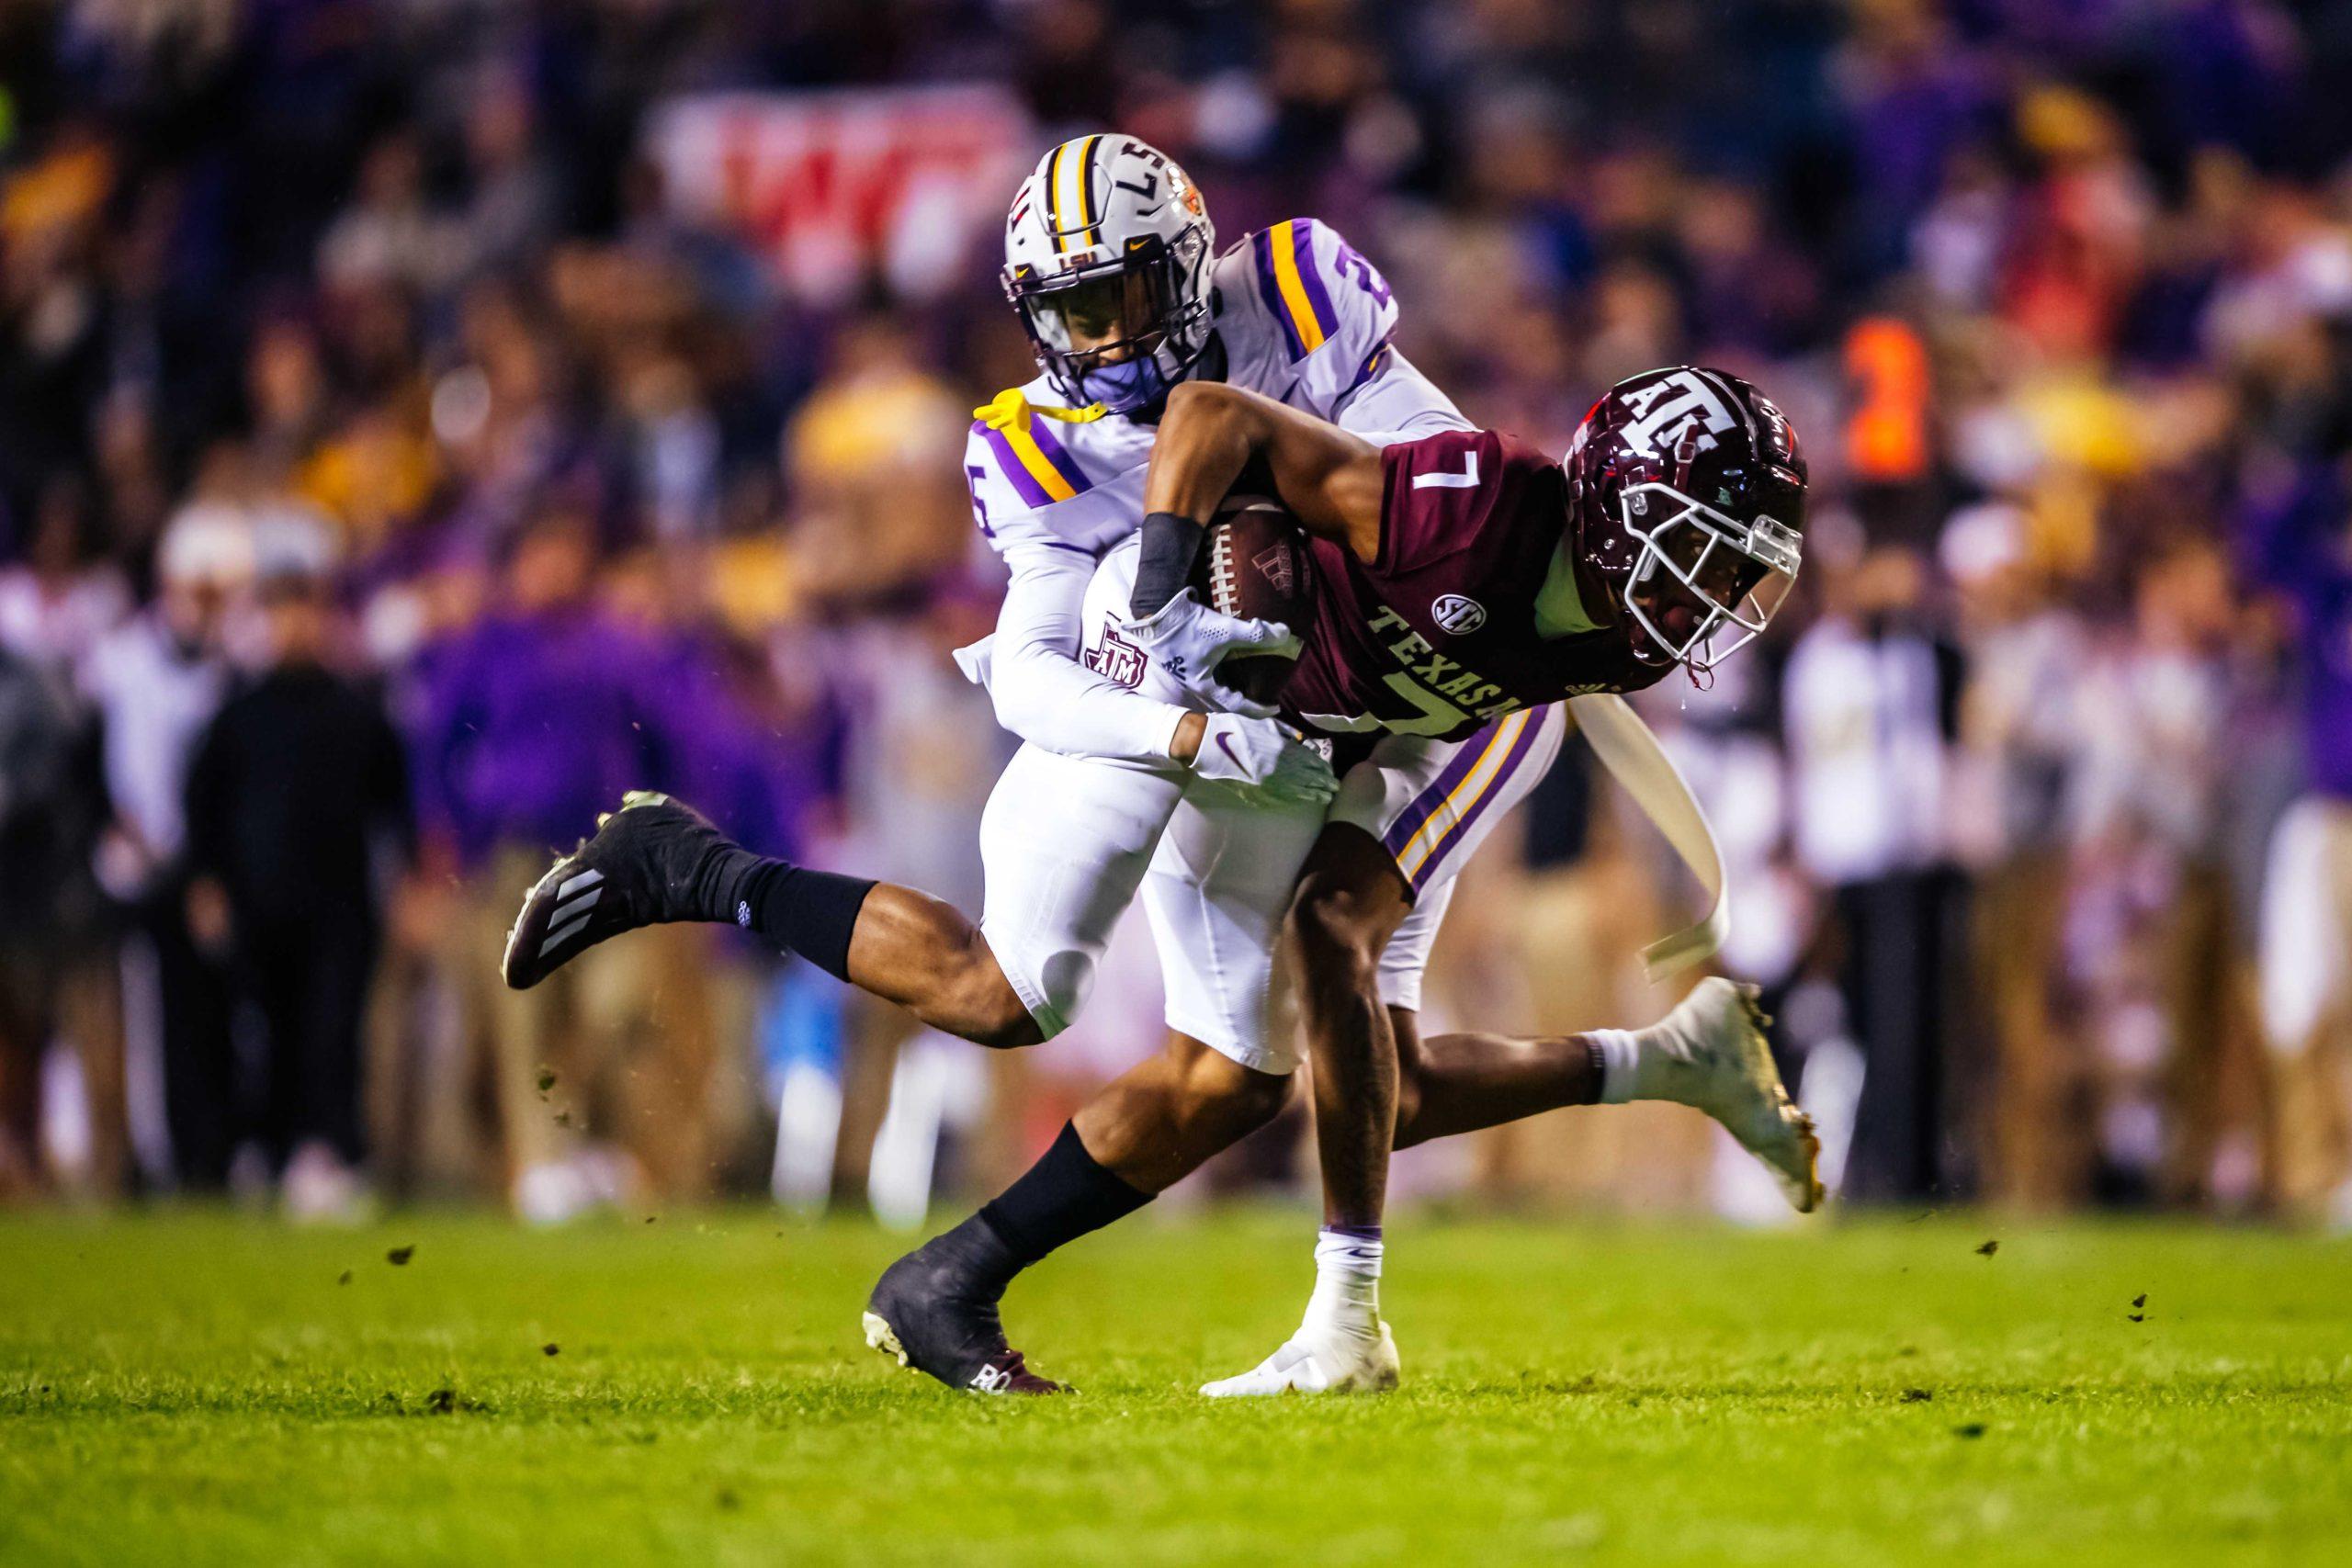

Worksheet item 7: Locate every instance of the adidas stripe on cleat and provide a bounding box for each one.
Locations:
[537,870,605,958]
[499,791,748,990]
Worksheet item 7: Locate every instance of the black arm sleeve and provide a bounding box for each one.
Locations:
[1129,512,1208,619]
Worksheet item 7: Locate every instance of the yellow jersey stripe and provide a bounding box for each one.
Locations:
[1002,423,1079,504]
[1395,711,1532,879]
[1268,220,1329,355]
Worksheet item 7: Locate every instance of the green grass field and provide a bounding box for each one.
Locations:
[2,1208,2347,1565]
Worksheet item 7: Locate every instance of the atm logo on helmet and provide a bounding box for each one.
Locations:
[1431,594,1487,635]
[1622,369,1738,459]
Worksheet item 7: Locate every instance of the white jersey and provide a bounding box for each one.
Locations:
[961,218,1470,765]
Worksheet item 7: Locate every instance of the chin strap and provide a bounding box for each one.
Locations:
[973,388,1108,433]
[1566,694,1728,983]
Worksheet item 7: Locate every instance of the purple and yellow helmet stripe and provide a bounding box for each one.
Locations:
[1251,219,1339,361]
[1382,708,1544,892]
[1044,134,1105,254]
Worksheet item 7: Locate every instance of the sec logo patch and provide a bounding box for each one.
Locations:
[1431,594,1487,635]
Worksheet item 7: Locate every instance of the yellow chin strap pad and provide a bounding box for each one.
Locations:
[973,388,1108,434]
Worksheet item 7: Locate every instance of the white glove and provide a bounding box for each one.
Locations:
[1189,713,1337,805]
[1116,592,1301,720]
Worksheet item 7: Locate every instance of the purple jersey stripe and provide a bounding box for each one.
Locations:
[1407,708,1546,894]
[1252,232,1309,360]
[1025,416,1092,494]
[1380,717,1507,860]
[1340,338,1394,400]
[1290,220,1340,341]
[977,422,1053,509]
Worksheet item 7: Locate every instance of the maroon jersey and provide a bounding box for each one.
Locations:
[1283,428,1669,743]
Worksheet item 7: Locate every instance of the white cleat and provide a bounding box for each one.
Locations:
[1651,977,1824,1213]
[1199,1322,1400,1397]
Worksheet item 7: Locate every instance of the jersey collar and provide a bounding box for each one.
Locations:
[1534,541,1601,637]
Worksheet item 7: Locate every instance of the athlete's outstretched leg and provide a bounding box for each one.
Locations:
[867,769,1321,1395]
[1390,987,1820,1210]
[864,1032,1290,1393]
[1204,984,1825,1397]
[501,792,1040,1046]
[1391,1012,1603,1146]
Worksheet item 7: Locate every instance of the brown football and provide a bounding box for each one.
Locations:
[1188,492,1318,706]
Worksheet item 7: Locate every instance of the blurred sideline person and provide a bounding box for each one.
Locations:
[2243,463,2352,1222]
[80,507,244,1190]
[1782,546,1966,1201]
[183,516,413,1219]
[1943,502,2091,1207]
[777,320,1006,1223]
[0,482,130,1200]
[2066,538,2251,1204]
[0,643,108,1197]
[414,508,693,1220]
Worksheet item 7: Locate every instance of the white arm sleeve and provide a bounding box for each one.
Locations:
[985,542,1187,764]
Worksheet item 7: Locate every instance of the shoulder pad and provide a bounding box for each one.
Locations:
[1242,218,1397,365]
[963,389,1150,557]
[966,388,1107,511]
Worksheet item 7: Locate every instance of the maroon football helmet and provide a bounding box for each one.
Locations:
[1563,367,1807,671]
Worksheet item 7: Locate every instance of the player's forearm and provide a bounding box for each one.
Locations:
[1153,381,1385,560]
[990,645,1193,765]
[990,547,1194,764]
[1129,383,1273,616]
[1144,381,1271,522]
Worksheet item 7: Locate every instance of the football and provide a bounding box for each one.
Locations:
[1189,492,1318,705]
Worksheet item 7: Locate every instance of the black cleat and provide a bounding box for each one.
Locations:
[863,1225,1065,1395]
[501,791,745,989]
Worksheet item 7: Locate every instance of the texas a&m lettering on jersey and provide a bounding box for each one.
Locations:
[1282,428,1669,743]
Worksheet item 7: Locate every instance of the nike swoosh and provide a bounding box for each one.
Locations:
[1216,732,1246,773]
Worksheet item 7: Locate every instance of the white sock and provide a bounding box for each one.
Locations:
[1592,1027,1648,1104]
[1302,1229,1383,1337]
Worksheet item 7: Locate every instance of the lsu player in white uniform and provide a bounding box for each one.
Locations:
[958,132,1476,1063]
[502,135,1810,1396]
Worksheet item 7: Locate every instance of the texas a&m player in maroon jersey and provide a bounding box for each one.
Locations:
[1214,377,1803,749]
[1130,365,1815,1395]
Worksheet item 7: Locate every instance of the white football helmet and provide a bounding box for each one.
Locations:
[1001,133,1216,413]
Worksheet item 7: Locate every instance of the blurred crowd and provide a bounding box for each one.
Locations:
[5,0,2352,1224]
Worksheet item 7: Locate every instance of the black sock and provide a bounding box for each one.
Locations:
[975,1121,1152,1270]
[729,858,876,982]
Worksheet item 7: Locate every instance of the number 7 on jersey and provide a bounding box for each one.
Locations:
[1412,452,1479,490]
